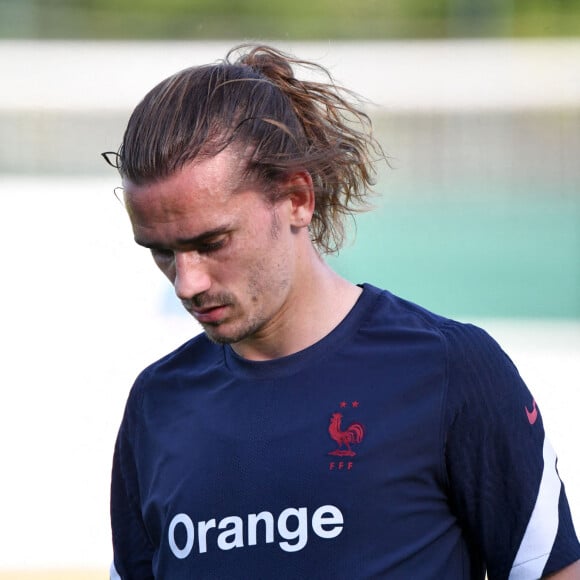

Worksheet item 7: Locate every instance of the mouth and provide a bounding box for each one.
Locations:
[188,304,229,324]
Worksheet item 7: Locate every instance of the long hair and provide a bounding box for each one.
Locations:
[112,44,384,254]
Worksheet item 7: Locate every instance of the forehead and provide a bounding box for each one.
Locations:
[122,150,268,242]
[124,151,247,216]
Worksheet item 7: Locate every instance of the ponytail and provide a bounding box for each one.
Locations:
[114,44,385,254]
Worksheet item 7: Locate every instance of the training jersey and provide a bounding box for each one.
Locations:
[111,284,580,579]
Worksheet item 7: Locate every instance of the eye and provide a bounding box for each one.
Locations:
[198,235,227,254]
[150,248,174,261]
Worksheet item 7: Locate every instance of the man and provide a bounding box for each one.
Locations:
[105,44,580,579]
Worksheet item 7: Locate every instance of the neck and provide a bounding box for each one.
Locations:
[230,251,362,361]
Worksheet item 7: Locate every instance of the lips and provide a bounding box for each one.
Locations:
[189,304,229,324]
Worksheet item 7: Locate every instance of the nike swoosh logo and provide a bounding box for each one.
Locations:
[525,399,538,425]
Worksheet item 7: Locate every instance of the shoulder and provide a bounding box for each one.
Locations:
[360,284,523,411]
[371,285,515,376]
[361,283,497,353]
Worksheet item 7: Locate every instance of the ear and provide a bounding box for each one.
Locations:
[281,170,315,228]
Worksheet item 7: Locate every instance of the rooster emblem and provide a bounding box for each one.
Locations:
[328,412,365,457]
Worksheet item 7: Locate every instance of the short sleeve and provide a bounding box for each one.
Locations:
[441,322,580,579]
[111,384,155,580]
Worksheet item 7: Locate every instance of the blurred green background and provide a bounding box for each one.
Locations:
[1,0,580,39]
[328,110,580,319]
[1,0,579,319]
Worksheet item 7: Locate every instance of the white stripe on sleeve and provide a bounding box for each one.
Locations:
[110,561,122,580]
[509,437,561,580]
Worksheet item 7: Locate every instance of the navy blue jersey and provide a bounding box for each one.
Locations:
[111,284,580,579]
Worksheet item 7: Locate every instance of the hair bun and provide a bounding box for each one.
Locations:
[234,45,296,86]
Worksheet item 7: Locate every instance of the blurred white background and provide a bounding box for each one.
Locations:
[0,40,578,572]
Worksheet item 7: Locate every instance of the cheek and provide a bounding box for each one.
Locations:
[220,210,291,289]
[246,247,292,300]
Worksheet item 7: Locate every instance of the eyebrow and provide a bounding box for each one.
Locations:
[135,226,232,250]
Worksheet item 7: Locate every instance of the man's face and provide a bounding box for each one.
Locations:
[123,150,300,351]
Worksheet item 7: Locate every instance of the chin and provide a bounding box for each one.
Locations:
[201,323,245,345]
[203,331,237,345]
[202,318,266,346]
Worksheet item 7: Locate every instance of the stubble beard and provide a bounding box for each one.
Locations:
[201,314,269,346]
[196,271,287,348]
[186,283,270,347]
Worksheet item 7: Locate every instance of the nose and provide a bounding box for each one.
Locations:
[173,251,211,300]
